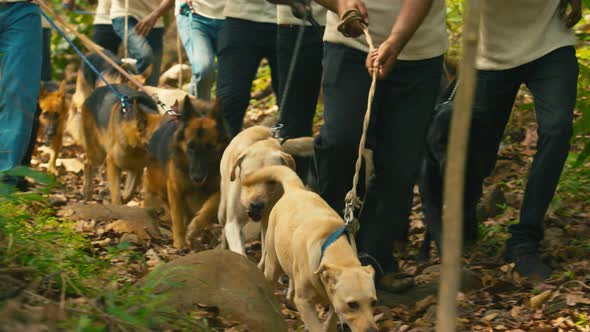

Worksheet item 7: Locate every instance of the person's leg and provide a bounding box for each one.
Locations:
[178,14,222,100]
[276,26,323,138]
[0,3,42,180]
[216,18,272,136]
[92,24,121,55]
[356,57,443,277]
[505,46,578,278]
[41,28,52,82]
[145,28,164,86]
[112,17,154,78]
[314,42,371,214]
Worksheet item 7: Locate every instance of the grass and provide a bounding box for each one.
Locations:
[0,168,209,331]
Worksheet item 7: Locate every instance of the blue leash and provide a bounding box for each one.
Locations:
[40,10,130,113]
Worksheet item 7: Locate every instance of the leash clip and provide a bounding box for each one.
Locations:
[271,123,284,139]
[344,200,355,227]
[120,95,130,113]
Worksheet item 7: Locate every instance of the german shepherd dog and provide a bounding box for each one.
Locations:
[69,50,151,143]
[144,96,230,250]
[38,81,68,175]
[81,84,163,205]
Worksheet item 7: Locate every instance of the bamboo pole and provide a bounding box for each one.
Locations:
[435,0,481,331]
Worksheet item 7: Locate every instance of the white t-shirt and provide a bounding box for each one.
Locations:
[276,2,326,26]
[110,0,165,28]
[477,0,576,70]
[223,0,276,24]
[323,0,448,60]
[94,0,112,25]
[174,0,225,20]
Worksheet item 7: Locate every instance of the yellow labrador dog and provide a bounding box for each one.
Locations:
[242,165,378,332]
[218,126,314,267]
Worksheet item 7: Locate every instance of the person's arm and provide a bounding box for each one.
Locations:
[313,0,338,13]
[559,0,582,28]
[135,0,174,36]
[367,0,433,79]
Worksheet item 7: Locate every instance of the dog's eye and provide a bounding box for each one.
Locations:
[347,301,360,311]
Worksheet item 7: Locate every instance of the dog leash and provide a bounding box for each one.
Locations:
[34,0,177,117]
[319,10,377,259]
[271,0,320,138]
[340,10,377,236]
[38,9,131,113]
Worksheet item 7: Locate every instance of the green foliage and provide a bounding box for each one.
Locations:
[574,47,590,163]
[0,172,210,331]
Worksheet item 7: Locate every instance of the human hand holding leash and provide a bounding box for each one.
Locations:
[366,39,400,80]
[336,0,368,38]
[559,0,582,28]
[135,13,158,36]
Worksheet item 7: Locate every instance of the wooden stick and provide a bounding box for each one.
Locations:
[435,0,481,331]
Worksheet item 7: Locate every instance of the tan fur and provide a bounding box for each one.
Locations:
[81,98,162,205]
[218,125,313,268]
[144,98,228,250]
[242,166,378,332]
[38,81,68,175]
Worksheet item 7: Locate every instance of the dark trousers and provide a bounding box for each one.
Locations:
[314,42,443,271]
[422,46,578,251]
[276,25,323,182]
[41,28,51,81]
[217,17,280,136]
[93,24,121,55]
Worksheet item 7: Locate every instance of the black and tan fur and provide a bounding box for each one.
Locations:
[80,84,163,204]
[68,50,151,143]
[144,96,230,249]
[38,81,68,175]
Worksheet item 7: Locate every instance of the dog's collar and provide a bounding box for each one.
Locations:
[319,226,350,262]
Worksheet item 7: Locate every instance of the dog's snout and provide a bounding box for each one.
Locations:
[190,173,207,184]
[366,328,378,332]
[249,201,265,212]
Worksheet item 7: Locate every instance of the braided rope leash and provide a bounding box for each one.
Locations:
[337,10,378,237]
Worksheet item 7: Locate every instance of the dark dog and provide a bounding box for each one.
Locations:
[38,81,68,174]
[144,96,230,249]
[418,78,481,261]
[81,84,163,204]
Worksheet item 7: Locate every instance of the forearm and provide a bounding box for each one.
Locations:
[386,0,433,53]
[151,0,174,19]
[314,0,337,13]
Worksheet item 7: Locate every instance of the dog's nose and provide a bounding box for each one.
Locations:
[190,174,206,183]
[249,201,265,212]
[365,328,378,332]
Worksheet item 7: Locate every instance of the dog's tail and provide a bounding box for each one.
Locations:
[241,165,304,191]
[280,137,314,157]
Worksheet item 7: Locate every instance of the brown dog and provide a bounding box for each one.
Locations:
[219,125,315,268]
[242,166,378,332]
[68,50,151,143]
[143,96,229,249]
[38,81,68,175]
[81,84,163,204]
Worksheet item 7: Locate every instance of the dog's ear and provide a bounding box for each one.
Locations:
[314,263,342,288]
[39,85,48,98]
[207,99,223,121]
[280,152,296,171]
[179,95,196,123]
[230,152,247,182]
[58,80,66,96]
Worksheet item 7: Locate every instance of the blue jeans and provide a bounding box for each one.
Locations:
[0,2,42,175]
[112,16,163,86]
[176,13,223,100]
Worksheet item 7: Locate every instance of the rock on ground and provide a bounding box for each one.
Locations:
[144,250,287,332]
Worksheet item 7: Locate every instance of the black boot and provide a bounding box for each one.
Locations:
[504,242,552,280]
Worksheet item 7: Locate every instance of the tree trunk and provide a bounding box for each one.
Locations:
[436,0,481,331]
